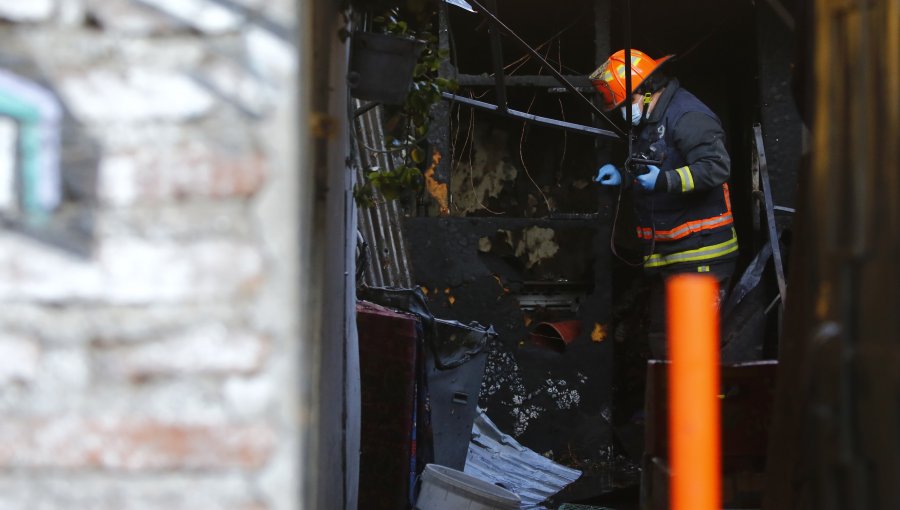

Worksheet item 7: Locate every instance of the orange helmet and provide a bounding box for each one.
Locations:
[590,49,674,111]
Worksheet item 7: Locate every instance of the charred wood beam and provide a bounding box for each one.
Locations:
[753,124,788,309]
[430,2,454,189]
[465,0,624,137]
[442,92,619,138]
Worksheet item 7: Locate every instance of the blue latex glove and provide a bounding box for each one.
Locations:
[636,164,661,191]
[594,164,622,186]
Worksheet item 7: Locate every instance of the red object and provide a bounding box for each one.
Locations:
[667,275,720,510]
[356,301,419,510]
[528,320,582,351]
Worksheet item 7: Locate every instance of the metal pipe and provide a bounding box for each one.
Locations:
[442,92,619,138]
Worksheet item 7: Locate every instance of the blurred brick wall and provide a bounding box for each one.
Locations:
[0,1,301,509]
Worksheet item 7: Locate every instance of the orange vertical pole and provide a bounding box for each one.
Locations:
[667,274,720,510]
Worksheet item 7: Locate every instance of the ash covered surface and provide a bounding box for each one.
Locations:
[404,217,633,488]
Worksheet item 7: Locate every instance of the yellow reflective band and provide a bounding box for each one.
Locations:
[676,166,695,193]
[643,93,652,105]
[638,213,733,241]
[632,56,642,66]
[602,71,613,82]
[698,266,710,273]
[676,168,688,192]
[643,228,739,268]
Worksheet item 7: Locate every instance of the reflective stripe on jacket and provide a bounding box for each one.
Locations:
[636,183,733,241]
[643,227,739,268]
[630,80,738,268]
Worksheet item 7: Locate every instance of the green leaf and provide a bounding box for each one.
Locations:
[403,166,423,188]
[353,183,375,208]
[379,185,401,201]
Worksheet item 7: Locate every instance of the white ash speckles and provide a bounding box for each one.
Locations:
[479,348,525,399]
[511,404,545,437]
[480,344,591,437]
[507,377,584,436]
[542,378,581,409]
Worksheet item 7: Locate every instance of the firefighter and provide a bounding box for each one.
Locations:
[590,49,738,358]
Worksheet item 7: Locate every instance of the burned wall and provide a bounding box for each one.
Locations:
[404,216,616,470]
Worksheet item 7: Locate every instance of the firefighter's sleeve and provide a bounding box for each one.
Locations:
[660,111,731,193]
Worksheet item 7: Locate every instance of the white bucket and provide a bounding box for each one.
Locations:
[415,464,521,510]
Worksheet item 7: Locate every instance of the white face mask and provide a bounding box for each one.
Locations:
[620,101,643,126]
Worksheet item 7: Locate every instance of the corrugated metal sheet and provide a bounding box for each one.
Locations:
[465,408,582,509]
[351,99,414,288]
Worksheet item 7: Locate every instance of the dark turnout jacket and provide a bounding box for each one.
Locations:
[630,79,738,271]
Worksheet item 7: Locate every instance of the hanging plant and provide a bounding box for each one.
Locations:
[350,2,459,207]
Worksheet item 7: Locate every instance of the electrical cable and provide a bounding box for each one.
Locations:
[466,0,626,138]
[517,42,556,214]
[497,10,588,77]
[447,8,501,214]
[556,40,568,183]
[519,93,552,213]
[605,0,656,268]
[466,94,504,215]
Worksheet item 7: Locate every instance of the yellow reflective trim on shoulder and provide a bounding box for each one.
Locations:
[698,265,710,273]
[643,228,739,268]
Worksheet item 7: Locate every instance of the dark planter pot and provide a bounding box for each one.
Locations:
[348,31,425,105]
